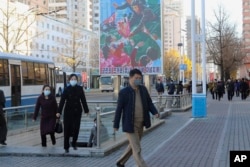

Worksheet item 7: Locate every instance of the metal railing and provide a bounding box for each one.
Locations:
[3,95,191,148]
[151,93,192,112]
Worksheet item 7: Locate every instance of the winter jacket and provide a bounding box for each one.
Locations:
[33,94,58,135]
[155,82,164,93]
[113,85,158,133]
[58,85,89,118]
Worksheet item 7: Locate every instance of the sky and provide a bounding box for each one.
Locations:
[184,0,242,34]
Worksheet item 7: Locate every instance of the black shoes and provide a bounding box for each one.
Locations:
[73,146,77,150]
[65,149,69,153]
[0,142,7,145]
[116,162,125,167]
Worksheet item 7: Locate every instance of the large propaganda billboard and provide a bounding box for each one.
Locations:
[100,0,162,75]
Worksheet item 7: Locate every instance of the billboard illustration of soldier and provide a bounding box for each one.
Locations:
[100,0,162,75]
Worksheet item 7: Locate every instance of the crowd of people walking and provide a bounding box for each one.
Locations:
[208,78,249,101]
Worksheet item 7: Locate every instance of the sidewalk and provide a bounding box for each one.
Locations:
[1,93,250,167]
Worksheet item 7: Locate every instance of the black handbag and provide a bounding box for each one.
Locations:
[55,119,63,133]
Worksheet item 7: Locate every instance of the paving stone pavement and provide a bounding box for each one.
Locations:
[1,93,250,167]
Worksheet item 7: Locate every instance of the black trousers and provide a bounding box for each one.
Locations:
[0,111,7,143]
[41,133,56,147]
[63,116,81,149]
[227,90,234,101]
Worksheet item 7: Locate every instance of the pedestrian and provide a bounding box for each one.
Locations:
[226,79,234,101]
[187,80,192,93]
[176,81,183,94]
[217,80,224,101]
[0,89,7,145]
[155,78,164,95]
[113,68,159,167]
[87,118,109,147]
[33,85,58,147]
[240,78,249,100]
[234,79,240,97]
[167,80,175,95]
[57,73,89,153]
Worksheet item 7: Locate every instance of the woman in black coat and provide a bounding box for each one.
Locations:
[57,74,89,153]
[33,85,58,147]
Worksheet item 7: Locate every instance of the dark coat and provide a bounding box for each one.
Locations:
[226,81,234,92]
[0,89,7,142]
[58,85,89,118]
[58,85,89,149]
[113,85,158,133]
[176,83,183,94]
[0,90,6,108]
[155,82,164,93]
[33,94,58,135]
[168,83,175,95]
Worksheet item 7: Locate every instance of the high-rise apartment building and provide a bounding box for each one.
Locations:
[15,0,48,13]
[162,0,182,53]
[89,0,100,33]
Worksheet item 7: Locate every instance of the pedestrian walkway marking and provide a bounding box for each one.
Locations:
[144,117,194,160]
[213,102,232,167]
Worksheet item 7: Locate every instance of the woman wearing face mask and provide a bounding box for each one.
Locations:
[33,85,58,147]
[57,74,89,153]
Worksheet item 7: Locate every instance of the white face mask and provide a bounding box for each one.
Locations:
[44,90,51,96]
[70,80,77,86]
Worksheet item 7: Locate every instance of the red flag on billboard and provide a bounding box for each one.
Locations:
[103,13,116,25]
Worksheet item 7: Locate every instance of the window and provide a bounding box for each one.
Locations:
[22,62,35,85]
[22,62,48,85]
[0,59,9,86]
[34,63,47,85]
[30,42,33,49]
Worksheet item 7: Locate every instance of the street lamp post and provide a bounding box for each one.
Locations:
[191,0,206,118]
[178,42,185,83]
[178,42,183,82]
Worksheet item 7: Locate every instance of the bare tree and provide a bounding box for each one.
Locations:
[58,29,85,72]
[206,5,245,81]
[88,36,99,69]
[0,1,37,53]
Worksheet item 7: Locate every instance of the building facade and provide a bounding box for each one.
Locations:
[1,1,98,80]
[162,0,182,53]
